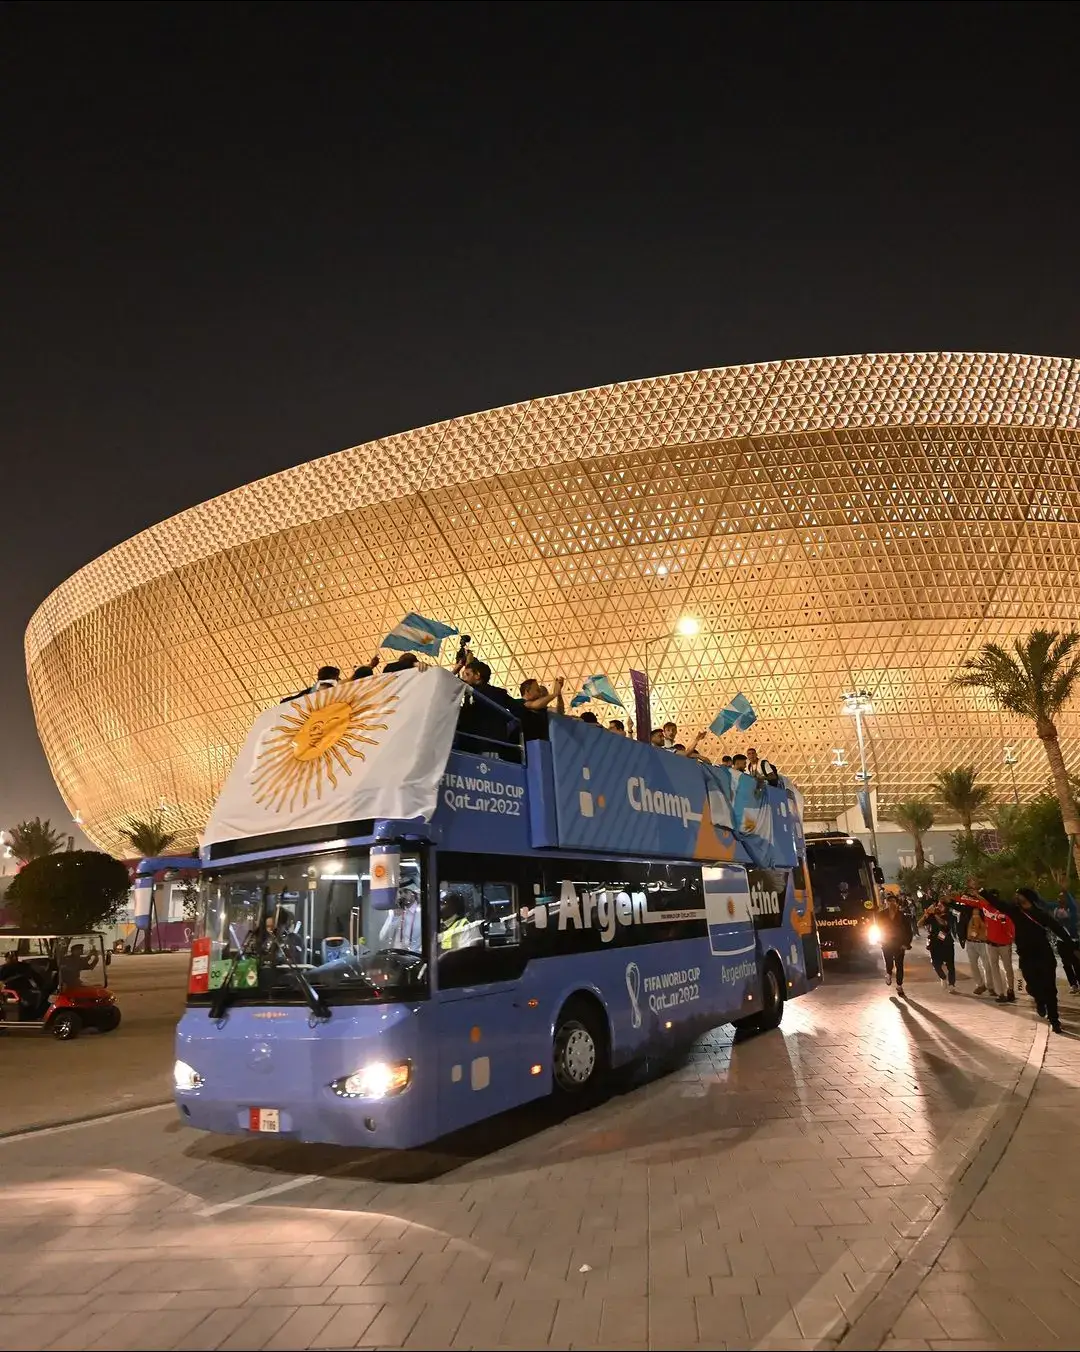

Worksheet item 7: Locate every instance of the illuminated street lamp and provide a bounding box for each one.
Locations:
[642,618,703,731]
[842,690,878,859]
[1004,745,1020,806]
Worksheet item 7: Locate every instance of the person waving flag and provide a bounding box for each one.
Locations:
[709,693,757,736]
[381,613,458,653]
[570,675,625,708]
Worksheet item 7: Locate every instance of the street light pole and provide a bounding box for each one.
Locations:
[1004,746,1020,806]
[842,690,878,861]
[641,618,701,736]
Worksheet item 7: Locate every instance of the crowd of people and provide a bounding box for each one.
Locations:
[876,882,1080,1035]
[281,651,771,770]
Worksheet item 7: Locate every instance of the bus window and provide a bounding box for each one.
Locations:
[438,879,522,988]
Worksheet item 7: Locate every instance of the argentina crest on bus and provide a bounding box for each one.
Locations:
[201,667,464,846]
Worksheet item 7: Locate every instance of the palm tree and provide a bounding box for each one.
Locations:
[887,798,936,871]
[6,817,65,866]
[952,629,1080,873]
[118,815,178,858]
[933,765,994,844]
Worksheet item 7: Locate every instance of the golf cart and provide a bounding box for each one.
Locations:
[0,931,120,1039]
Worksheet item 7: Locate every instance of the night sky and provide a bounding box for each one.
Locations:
[2,0,1078,845]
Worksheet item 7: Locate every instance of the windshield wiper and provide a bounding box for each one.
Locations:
[269,930,331,1021]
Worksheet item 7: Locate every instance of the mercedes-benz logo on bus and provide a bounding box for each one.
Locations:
[248,1043,274,1073]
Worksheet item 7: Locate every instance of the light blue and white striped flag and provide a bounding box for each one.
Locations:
[382,613,458,653]
[570,674,626,709]
[709,693,757,736]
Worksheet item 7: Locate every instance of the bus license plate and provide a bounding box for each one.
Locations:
[823,950,839,960]
[249,1108,280,1132]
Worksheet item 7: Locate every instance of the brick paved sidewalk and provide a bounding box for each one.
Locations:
[883,993,1080,1352]
[0,960,1067,1351]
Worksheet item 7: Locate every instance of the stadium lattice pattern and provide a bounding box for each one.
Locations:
[25,353,1080,854]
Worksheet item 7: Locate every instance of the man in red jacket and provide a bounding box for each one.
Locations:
[977,888,1017,1003]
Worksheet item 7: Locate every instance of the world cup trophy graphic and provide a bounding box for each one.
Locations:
[625,961,643,1029]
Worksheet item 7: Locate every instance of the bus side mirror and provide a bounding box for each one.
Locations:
[873,866,885,885]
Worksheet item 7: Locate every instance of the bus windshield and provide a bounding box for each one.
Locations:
[195,848,427,1005]
[807,842,876,917]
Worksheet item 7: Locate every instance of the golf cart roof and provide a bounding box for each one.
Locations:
[0,930,105,940]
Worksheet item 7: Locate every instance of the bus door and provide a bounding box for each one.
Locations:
[433,877,539,1135]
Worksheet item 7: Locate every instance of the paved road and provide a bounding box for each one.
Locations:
[2,952,1079,1350]
[0,951,188,1135]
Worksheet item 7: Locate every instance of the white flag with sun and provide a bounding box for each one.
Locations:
[202,668,465,847]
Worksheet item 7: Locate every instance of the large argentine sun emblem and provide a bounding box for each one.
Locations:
[251,678,398,813]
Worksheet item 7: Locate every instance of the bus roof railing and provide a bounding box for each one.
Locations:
[453,684,526,760]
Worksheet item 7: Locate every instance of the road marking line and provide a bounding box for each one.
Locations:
[198,1173,321,1217]
[0,1102,173,1146]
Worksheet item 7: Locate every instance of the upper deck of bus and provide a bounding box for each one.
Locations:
[198,669,806,875]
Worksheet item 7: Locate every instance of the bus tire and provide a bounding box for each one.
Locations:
[756,958,785,1032]
[552,997,609,1100]
[734,958,785,1036]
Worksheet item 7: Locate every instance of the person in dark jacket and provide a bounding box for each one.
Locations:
[921,898,958,992]
[281,665,341,702]
[879,898,914,996]
[1052,889,1080,994]
[1000,888,1078,1034]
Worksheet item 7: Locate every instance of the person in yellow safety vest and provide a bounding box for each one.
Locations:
[438,890,483,951]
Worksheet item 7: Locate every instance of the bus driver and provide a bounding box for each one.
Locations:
[438,889,483,952]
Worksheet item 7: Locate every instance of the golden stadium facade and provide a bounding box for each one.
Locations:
[25,352,1080,856]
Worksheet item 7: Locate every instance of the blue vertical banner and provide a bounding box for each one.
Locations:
[630,669,651,741]
[857,789,874,832]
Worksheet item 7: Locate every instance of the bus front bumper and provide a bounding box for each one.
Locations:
[173,1003,434,1150]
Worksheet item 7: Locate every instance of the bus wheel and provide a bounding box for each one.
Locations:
[552,999,608,1098]
[757,960,785,1032]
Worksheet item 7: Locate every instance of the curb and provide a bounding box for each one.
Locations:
[834,1019,1048,1351]
[0,1099,173,1144]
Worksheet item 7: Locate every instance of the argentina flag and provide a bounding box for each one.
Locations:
[709,692,757,736]
[570,674,626,708]
[382,613,458,653]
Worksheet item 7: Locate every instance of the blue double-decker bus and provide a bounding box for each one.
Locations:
[174,669,822,1148]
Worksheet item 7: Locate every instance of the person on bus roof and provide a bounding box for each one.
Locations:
[456,659,521,759]
[519,677,565,740]
[281,666,341,703]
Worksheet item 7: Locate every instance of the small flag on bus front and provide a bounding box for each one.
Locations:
[369,842,401,912]
[709,693,757,736]
[381,613,458,653]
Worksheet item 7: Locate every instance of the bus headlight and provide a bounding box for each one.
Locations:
[330,1061,411,1099]
[867,924,882,946]
[174,1059,204,1091]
